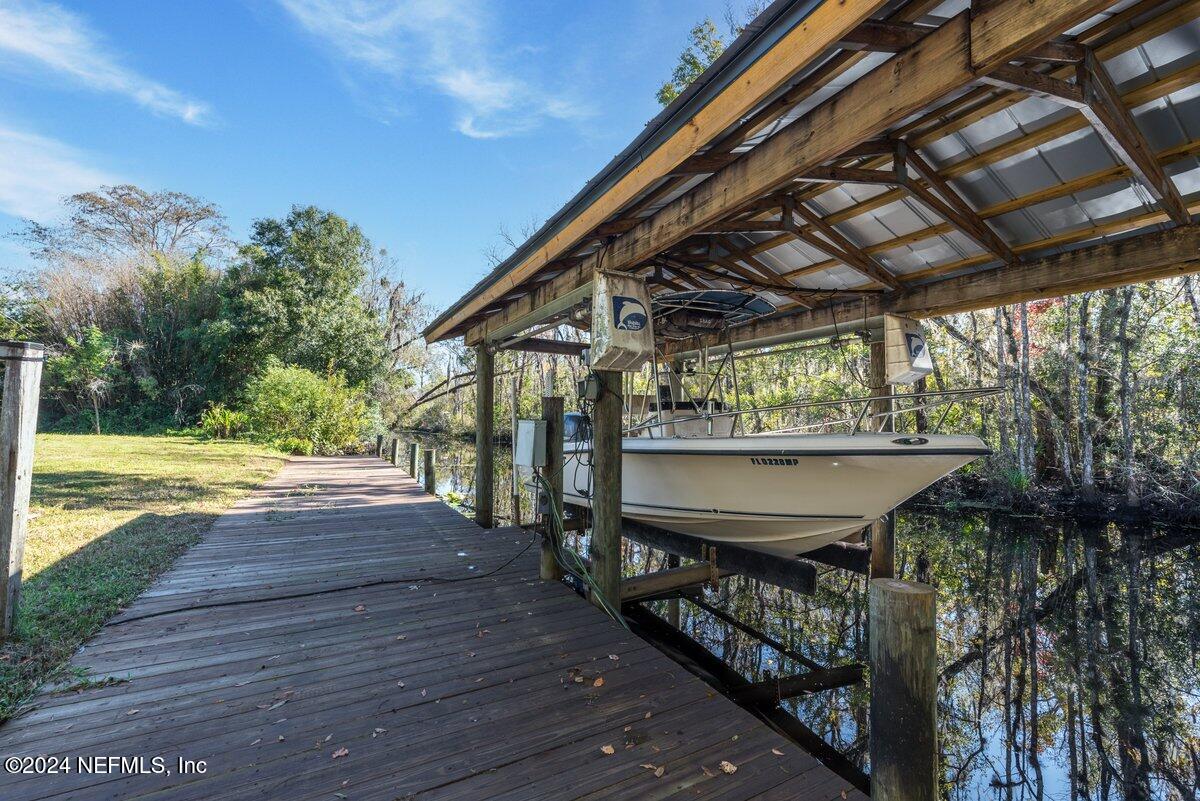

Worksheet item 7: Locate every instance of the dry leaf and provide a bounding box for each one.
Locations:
[396,680,405,688]
[277,735,285,742]
[624,726,632,732]
[600,745,615,755]
[592,677,604,688]
[719,761,737,774]
[640,764,656,770]
[353,605,366,612]
[420,689,427,697]
[126,709,139,715]
[655,767,665,778]
[372,727,387,738]
[702,766,716,778]
[574,676,584,684]
[840,793,848,800]
[324,734,332,742]
[608,654,619,661]
[772,748,784,756]
[395,635,406,641]
[331,747,349,759]
[644,712,652,719]
[250,738,261,746]
[268,699,287,710]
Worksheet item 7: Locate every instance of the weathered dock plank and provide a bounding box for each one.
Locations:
[0,456,866,801]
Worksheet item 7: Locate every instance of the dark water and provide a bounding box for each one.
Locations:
[405,433,1199,801]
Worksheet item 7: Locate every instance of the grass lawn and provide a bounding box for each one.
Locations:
[0,433,284,722]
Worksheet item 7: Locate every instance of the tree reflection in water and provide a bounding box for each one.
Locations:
[427,436,1198,800]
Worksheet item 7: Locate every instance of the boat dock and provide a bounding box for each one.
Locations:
[0,456,864,801]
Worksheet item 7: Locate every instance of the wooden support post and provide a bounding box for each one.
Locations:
[620,563,732,604]
[539,396,564,581]
[474,344,494,528]
[869,339,895,579]
[423,449,437,495]
[407,443,419,478]
[666,553,681,627]
[588,369,623,610]
[1,341,44,640]
[732,664,864,705]
[375,434,384,458]
[389,438,399,466]
[870,579,938,801]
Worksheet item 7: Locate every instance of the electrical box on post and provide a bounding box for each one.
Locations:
[514,419,547,468]
[883,314,934,385]
[590,271,654,371]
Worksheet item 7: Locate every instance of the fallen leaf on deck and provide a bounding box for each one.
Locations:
[126,709,139,715]
[719,761,737,774]
[840,792,848,799]
[655,767,665,778]
[353,605,366,612]
[592,677,604,688]
[574,676,584,684]
[772,748,784,756]
[372,728,387,738]
[324,734,332,742]
[277,735,285,742]
[250,738,261,746]
[331,747,349,759]
[268,699,287,710]
[396,681,405,688]
[420,689,427,697]
[640,764,656,770]
[644,712,652,719]
[702,766,716,778]
[608,654,619,661]
[395,635,406,640]
[600,745,615,755]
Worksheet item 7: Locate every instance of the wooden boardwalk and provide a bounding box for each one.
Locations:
[0,456,866,800]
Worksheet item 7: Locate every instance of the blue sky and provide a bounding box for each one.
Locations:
[0,0,735,310]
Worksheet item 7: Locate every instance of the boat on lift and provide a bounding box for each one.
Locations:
[555,289,991,558]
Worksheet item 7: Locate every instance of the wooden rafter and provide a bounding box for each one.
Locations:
[895,141,1019,264]
[786,201,902,290]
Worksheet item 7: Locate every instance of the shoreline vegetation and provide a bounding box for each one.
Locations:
[0,434,283,723]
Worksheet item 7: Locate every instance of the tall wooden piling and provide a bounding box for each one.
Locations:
[389,438,399,466]
[423,448,437,495]
[869,578,937,801]
[407,442,419,477]
[869,339,895,579]
[474,344,494,528]
[589,369,623,610]
[539,396,564,581]
[0,341,44,639]
[375,434,384,458]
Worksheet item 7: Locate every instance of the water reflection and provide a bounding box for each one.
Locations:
[405,433,1199,800]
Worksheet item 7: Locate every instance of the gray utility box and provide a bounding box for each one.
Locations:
[514,419,547,468]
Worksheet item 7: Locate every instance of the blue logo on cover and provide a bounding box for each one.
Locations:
[905,332,926,359]
[613,296,648,331]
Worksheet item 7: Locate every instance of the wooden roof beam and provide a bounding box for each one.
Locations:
[787,200,902,290]
[662,225,1200,356]
[895,140,1019,264]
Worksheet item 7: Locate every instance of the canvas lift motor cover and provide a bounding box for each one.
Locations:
[590,271,654,372]
[884,314,934,385]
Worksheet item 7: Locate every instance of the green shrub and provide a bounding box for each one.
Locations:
[272,436,315,456]
[243,362,370,455]
[199,403,249,439]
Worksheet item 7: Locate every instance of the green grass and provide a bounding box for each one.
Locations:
[0,433,284,721]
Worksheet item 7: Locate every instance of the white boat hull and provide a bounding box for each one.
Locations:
[561,433,987,557]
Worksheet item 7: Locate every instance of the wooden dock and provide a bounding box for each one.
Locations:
[0,456,866,800]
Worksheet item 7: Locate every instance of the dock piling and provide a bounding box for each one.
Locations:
[869,578,937,801]
[869,338,895,579]
[375,434,384,458]
[474,344,494,528]
[389,438,399,466]
[423,448,437,495]
[0,341,44,640]
[588,369,623,610]
[407,442,419,477]
[539,396,564,581]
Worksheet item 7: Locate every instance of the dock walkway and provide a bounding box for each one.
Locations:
[0,456,865,800]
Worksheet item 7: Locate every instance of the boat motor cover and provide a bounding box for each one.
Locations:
[591,271,654,371]
[884,314,934,385]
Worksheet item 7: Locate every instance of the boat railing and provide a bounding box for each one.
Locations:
[623,385,1003,437]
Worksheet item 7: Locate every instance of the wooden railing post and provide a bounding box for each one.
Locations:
[869,578,937,801]
[474,344,494,528]
[1,341,44,640]
[407,442,419,478]
[869,338,895,579]
[389,438,400,466]
[423,448,437,495]
[589,369,622,610]
[375,434,384,458]
[539,396,564,581]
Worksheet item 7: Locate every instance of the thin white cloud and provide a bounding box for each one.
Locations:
[0,0,211,125]
[277,0,588,138]
[0,125,117,222]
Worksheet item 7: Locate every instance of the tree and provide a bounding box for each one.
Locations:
[220,205,386,388]
[44,326,117,434]
[656,19,727,106]
[19,184,230,267]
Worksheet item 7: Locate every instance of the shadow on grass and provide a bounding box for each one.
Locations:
[0,511,217,723]
[31,471,243,511]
